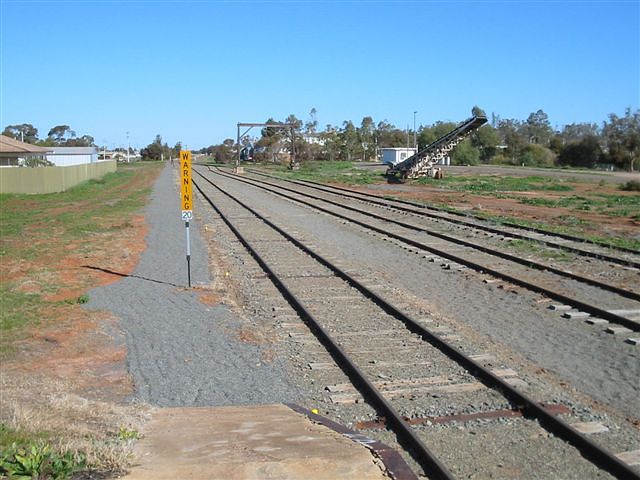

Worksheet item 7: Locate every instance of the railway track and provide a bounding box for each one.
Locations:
[246,167,640,263]
[192,168,640,480]
[206,167,640,336]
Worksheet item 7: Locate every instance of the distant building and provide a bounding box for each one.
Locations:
[380,147,417,166]
[302,133,326,146]
[0,135,52,166]
[46,146,98,166]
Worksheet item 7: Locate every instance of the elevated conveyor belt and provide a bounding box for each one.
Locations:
[387,115,488,179]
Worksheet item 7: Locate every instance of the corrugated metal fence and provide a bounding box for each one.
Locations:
[0,160,117,194]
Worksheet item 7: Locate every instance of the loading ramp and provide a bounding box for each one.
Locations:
[386,115,488,179]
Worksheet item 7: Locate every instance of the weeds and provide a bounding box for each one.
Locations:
[117,426,140,441]
[507,239,573,262]
[0,441,85,480]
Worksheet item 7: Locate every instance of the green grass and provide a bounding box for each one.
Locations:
[486,214,640,251]
[0,165,155,258]
[0,284,46,357]
[1,424,46,448]
[517,193,640,217]
[506,239,574,262]
[0,285,44,332]
[258,161,385,184]
[415,175,574,192]
[0,163,161,359]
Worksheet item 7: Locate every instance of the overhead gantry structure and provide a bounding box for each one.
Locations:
[236,122,298,171]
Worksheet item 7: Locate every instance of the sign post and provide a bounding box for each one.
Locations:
[180,150,193,287]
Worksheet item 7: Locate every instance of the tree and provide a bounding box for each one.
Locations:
[523,109,553,145]
[305,108,318,135]
[2,123,39,143]
[47,125,76,143]
[358,116,375,161]
[558,136,602,168]
[64,134,94,147]
[339,121,359,161]
[472,105,486,117]
[451,138,480,165]
[140,134,170,161]
[602,108,640,171]
[472,125,500,162]
[418,122,457,149]
[214,139,235,163]
[521,144,556,167]
[319,125,340,161]
[561,122,599,144]
[497,118,526,163]
[257,118,287,163]
[172,141,183,159]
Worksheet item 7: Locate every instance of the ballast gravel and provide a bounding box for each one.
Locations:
[85,164,300,407]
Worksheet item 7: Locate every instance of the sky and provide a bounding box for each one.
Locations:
[1,0,639,149]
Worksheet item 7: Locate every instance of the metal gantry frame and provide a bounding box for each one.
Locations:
[236,122,298,170]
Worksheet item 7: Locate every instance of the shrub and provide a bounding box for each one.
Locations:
[620,179,640,191]
[521,144,557,167]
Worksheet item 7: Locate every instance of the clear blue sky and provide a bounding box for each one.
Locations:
[1,0,638,149]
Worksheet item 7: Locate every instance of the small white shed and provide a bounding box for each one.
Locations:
[380,147,417,166]
[46,146,98,166]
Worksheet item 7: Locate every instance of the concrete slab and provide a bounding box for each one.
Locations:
[606,326,633,335]
[615,448,640,466]
[584,318,609,325]
[124,405,394,480]
[571,421,609,435]
[549,304,572,311]
[562,311,590,319]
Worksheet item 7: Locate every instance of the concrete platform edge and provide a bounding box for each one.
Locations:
[285,403,417,480]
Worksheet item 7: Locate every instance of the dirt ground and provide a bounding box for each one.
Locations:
[357,178,640,241]
[0,165,162,471]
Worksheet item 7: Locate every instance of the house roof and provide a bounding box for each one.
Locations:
[0,135,52,154]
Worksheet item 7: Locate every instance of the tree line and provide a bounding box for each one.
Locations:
[6,107,637,171]
[2,124,95,147]
[199,107,639,172]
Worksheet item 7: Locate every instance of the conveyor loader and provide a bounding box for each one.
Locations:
[386,115,488,179]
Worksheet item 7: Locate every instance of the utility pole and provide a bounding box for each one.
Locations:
[126,131,130,163]
[413,111,417,151]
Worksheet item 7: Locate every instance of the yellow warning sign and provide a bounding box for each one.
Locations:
[180,150,193,221]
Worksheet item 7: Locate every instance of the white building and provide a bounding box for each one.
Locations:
[380,147,417,166]
[46,146,98,166]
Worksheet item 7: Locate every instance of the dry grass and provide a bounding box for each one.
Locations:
[1,371,153,472]
[0,163,164,475]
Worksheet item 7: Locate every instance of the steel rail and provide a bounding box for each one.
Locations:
[192,170,640,480]
[191,175,455,480]
[217,168,640,302]
[208,168,640,331]
[245,168,640,265]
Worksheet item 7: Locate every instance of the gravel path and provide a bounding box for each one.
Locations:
[85,163,299,407]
